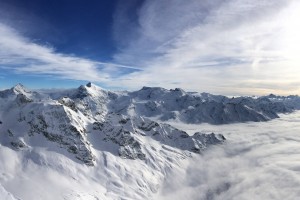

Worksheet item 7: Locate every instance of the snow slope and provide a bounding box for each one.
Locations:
[0,183,18,200]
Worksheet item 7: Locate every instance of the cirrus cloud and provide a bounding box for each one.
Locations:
[0,23,140,86]
[112,0,300,95]
[0,0,299,95]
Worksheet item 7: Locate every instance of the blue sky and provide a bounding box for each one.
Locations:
[0,0,299,95]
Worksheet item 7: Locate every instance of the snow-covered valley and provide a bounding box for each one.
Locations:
[0,83,300,200]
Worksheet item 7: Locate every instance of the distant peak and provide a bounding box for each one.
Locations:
[12,83,30,94]
[140,86,166,91]
[78,82,98,90]
[84,82,103,90]
[170,88,186,94]
[86,82,92,87]
[267,93,277,98]
[141,86,151,90]
[74,82,105,99]
[14,83,25,89]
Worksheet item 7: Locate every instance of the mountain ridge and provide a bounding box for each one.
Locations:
[1,83,300,199]
[0,83,229,166]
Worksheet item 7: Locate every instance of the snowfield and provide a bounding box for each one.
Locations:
[0,83,300,200]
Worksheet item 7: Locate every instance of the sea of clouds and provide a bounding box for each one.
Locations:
[158,111,300,200]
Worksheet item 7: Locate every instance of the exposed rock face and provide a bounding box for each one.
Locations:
[90,113,225,161]
[11,138,28,150]
[27,105,96,165]
[1,83,299,165]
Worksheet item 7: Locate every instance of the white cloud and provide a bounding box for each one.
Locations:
[1,0,299,95]
[112,0,300,95]
[0,23,107,81]
[157,111,300,200]
[0,23,138,84]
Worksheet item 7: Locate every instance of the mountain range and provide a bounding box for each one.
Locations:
[0,83,299,199]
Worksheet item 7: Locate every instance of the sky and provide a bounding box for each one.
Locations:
[0,0,299,95]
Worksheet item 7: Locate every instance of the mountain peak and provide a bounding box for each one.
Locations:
[12,83,30,95]
[86,82,92,87]
[170,88,186,95]
[74,83,106,99]
[13,83,25,89]
[84,82,103,90]
[140,86,166,91]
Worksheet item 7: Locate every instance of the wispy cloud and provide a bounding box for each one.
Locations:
[1,0,299,95]
[112,0,300,95]
[0,23,139,84]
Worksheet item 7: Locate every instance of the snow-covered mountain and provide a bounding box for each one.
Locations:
[0,83,226,166]
[0,83,299,199]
